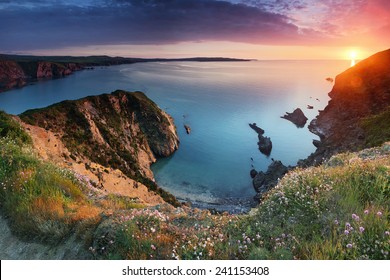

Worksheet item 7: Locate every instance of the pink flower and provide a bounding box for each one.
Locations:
[352,214,360,221]
[359,227,365,233]
[346,222,351,228]
[385,231,390,236]
[346,244,353,249]
[151,245,156,250]
[364,210,369,215]
[377,211,383,217]
[344,230,350,235]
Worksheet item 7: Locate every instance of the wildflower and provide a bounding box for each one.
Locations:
[352,214,360,221]
[377,211,383,217]
[151,245,156,250]
[344,230,350,235]
[150,227,156,233]
[385,231,390,236]
[359,227,365,233]
[334,219,339,225]
[364,210,369,215]
[346,222,351,228]
[346,244,353,249]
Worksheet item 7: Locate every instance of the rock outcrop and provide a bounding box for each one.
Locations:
[303,48,390,166]
[281,108,308,128]
[249,123,272,156]
[20,90,180,205]
[252,160,288,201]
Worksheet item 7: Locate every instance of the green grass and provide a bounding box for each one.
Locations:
[361,106,390,147]
[0,111,101,243]
[1,110,388,259]
[221,143,389,260]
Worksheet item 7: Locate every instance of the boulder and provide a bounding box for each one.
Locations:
[250,169,258,179]
[252,160,288,201]
[312,139,321,148]
[281,108,308,128]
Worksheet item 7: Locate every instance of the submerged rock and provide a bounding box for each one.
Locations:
[281,108,308,128]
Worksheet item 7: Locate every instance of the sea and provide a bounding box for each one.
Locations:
[0,60,350,211]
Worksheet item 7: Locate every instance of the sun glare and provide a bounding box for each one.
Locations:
[349,51,358,59]
[349,50,358,67]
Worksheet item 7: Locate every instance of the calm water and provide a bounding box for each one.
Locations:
[0,60,349,206]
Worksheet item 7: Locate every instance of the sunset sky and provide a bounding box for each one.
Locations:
[1,0,389,59]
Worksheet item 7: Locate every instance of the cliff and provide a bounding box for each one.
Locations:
[0,60,27,91]
[305,48,390,165]
[20,90,180,205]
[0,59,82,92]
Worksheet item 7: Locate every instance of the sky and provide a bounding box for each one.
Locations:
[0,0,389,59]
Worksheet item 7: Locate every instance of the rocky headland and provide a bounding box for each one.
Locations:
[302,48,390,166]
[20,90,180,205]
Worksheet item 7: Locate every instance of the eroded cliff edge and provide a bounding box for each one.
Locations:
[0,58,82,92]
[302,48,390,165]
[20,90,180,205]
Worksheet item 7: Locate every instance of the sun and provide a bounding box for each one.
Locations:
[349,50,358,60]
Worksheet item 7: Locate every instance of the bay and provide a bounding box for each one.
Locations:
[0,60,350,208]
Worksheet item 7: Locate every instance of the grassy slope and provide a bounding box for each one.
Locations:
[1,110,389,259]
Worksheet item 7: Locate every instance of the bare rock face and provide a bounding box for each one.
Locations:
[0,60,26,91]
[20,90,180,205]
[281,108,308,128]
[0,58,83,92]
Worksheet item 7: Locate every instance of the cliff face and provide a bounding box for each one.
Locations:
[306,48,390,164]
[0,60,26,91]
[20,90,180,204]
[0,60,82,92]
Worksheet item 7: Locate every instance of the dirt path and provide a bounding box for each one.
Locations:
[0,215,91,259]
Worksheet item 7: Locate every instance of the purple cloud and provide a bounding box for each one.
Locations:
[0,0,310,52]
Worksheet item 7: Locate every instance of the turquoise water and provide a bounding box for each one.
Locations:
[0,60,349,206]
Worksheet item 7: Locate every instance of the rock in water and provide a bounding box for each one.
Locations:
[252,160,288,201]
[249,123,272,156]
[249,123,265,135]
[258,135,272,156]
[281,108,308,128]
[250,169,258,179]
[184,124,191,134]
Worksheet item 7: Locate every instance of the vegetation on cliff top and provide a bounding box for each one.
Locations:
[1,109,388,259]
[20,90,180,207]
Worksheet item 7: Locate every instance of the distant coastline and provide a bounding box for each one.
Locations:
[0,54,251,93]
